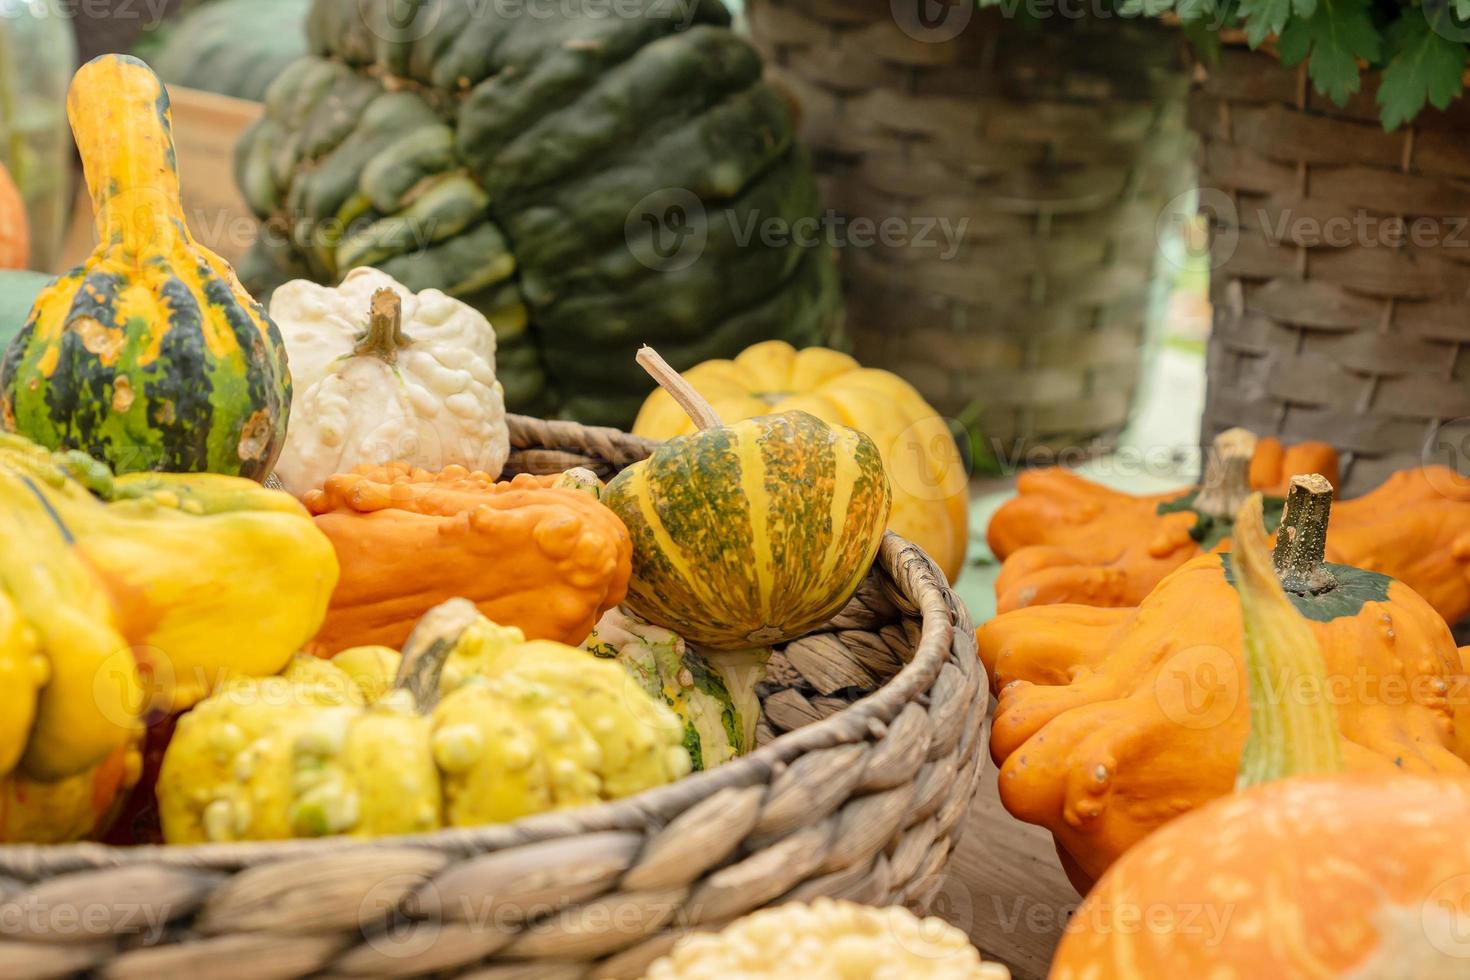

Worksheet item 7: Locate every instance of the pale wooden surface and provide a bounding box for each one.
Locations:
[945,755,1077,980]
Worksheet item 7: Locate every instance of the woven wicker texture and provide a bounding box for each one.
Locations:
[747,0,1194,453]
[0,414,988,980]
[1195,45,1470,497]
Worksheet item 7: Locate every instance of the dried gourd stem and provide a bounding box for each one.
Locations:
[1193,427,1257,519]
[355,288,414,363]
[393,597,481,712]
[1271,474,1336,594]
[637,345,722,430]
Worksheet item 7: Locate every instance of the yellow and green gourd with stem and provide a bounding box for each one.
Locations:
[0,55,290,479]
[604,347,891,649]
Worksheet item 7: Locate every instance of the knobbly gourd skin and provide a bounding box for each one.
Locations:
[987,438,1339,613]
[980,552,1470,886]
[643,898,1011,979]
[158,608,689,843]
[235,0,841,426]
[605,410,891,649]
[583,606,766,770]
[0,55,290,479]
[303,463,632,654]
[269,268,510,496]
[632,341,970,583]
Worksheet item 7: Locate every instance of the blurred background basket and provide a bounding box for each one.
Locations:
[1192,44,1470,496]
[0,414,989,980]
[746,0,1194,455]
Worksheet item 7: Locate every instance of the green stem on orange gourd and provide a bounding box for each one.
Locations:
[67,54,187,257]
[1234,477,1346,790]
[636,345,723,431]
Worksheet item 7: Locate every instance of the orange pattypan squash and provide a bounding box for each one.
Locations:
[304,463,631,655]
[1051,492,1470,979]
[982,475,1470,891]
[990,430,1334,612]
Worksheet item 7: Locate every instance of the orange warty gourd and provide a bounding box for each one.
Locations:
[304,463,631,655]
[982,475,1470,891]
[989,430,1470,624]
[0,163,27,269]
[1051,492,1470,979]
[989,428,1317,612]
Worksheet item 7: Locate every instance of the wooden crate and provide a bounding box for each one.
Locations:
[58,85,262,272]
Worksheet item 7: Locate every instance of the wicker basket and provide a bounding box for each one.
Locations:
[1194,45,1470,497]
[0,415,987,980]
[746,1,1194,454]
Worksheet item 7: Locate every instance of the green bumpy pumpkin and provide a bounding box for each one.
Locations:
[0,55,291,479]
[139,0,313,102]
[234,0,841,426]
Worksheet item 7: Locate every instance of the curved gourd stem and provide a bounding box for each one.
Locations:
[1233,482,1345,789]
[637,345,722,431]
[1193,427,1257,520]
[354,289,414,363]
[393,597,480,712]
[67,55,187,258]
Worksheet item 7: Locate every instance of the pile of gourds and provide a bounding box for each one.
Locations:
[0,54,934,847]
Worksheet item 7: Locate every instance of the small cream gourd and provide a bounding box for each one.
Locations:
[270,268,508,495]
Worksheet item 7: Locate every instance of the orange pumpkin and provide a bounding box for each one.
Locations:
[982,475,1470,891]
[1051,492,1470,978]
[0,162,27,270]
[304,463,631,655]
[990,431,1337,612]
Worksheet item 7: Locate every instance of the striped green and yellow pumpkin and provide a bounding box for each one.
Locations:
[604,350,891,649]
[0,55,290,479]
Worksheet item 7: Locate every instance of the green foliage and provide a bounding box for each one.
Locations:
[1116,0,1470,128]
[1379,13,1468,128]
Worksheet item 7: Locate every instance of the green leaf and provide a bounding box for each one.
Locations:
[1378,13,1468,129]
[1239,0,1294,46]
[1276,0,1382,105]
[1456,0,1470,20]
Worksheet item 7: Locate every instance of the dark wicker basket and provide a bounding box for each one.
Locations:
[1194,45,1470,496]
[746,0,1194,454]
[0,414,988,980]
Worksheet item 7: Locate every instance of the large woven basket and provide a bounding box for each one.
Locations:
[747,1,1194,454]
[1194,44,1470,497]
[0,415,988,980]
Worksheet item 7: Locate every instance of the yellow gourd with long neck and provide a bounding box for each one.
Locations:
[1,55,291,480]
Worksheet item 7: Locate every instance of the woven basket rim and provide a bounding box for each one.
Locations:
[0,416,964,877]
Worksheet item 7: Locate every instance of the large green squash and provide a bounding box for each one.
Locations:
[0,55,290,479]
[139,0,312,102]
[234,0,842,426]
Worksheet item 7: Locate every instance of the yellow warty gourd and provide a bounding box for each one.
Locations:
[158,600,691,843]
